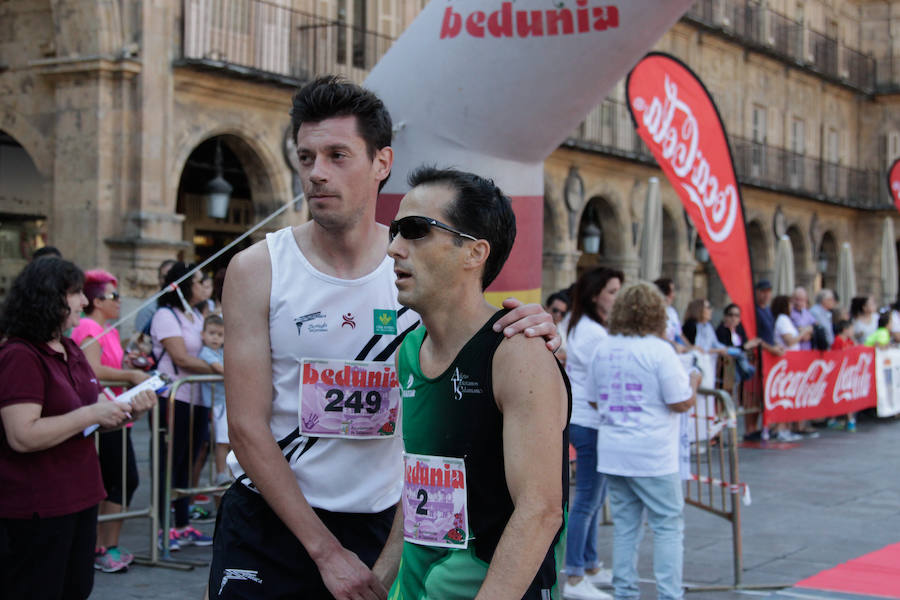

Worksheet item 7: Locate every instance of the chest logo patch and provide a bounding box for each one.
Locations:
[342,313,356,329]
[294,311,326,335]
[450,367,482,401]
[374,309,398,335]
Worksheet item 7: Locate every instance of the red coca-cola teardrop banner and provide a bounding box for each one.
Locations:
[762,347,877,425]
[626,52,756,338]
[888,157,900,212]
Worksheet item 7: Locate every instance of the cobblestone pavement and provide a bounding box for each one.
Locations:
[91,412,900,599]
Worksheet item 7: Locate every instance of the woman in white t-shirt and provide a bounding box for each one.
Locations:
[850,295,879,344]
[563,267,623,599]
[771,295,811,351]
[149,262,215,549]
[589,283,700,600]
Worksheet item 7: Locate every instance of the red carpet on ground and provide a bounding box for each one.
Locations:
[796,542,900,599]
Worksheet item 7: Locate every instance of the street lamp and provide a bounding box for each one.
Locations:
[816,251,828,274]
[205,139,233,220]
[580,204,602,254]
[695,241,710,263]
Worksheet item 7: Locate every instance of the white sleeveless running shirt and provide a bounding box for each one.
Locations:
[227,226,420,513]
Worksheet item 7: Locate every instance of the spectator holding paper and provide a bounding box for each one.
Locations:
[0,258,155,600]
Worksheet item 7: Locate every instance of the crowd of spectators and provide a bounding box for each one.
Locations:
[0,248,228,598]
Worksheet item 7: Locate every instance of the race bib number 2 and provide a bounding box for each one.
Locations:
[403,453,468,549]
[299,359,399,438]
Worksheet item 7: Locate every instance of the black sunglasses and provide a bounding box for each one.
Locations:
[98,291,120,301]
[389,216,477,243]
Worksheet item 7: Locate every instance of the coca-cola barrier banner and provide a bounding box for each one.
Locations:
[626,53,756,338]
[888,157,900,213]
[762,347,877,425]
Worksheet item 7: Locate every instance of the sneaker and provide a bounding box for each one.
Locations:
[189,504,215,523]
[94,547,128,573]
[106,545,134,566]
[158,529,180,552]
[846,421,857,432]
[564,577,612,600]
[827,418,844,430]
[586,568,613,587]
[175,526,213,547]
[775,430,801,442]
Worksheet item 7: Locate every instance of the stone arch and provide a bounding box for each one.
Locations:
[660,205,682,279]
[747,219,772,283]
[786,224,810,290]
[0,104,53,177]
[172,125,288,218]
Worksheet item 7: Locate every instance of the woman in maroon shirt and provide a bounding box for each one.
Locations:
[0,258,155,600]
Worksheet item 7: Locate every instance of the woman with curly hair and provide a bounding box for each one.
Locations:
[0,258,156,600]
[70,269,150,572]
[563,266,624,600]
[589,282,700,600]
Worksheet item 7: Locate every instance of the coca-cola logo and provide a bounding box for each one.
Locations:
[764,358,834,411]
[631,75,738,243]
[833,352,871,403]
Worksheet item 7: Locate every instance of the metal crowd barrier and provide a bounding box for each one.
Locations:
[94,380,162,567]
[159,374,230,566]
[684,388,787,592]
[96,375,228,570]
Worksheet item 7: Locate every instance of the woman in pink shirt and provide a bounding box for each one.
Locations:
[71,270,150,572]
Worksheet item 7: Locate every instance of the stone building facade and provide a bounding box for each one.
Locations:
[1,0,899,321]
[545,0,900,316]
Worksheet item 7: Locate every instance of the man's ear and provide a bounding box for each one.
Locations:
[373,146,393,183]
[465,239,491,275]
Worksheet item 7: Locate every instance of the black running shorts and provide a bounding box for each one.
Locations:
[209,483,395,599]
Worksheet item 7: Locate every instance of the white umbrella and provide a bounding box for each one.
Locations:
[836,242,857,310]
[881,217,898,305]
[639,177,662,281]
[773,235,795,296]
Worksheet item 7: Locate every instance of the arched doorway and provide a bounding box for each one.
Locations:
[176,135,273,275]
[660,206,680,281]
[576,196,623,278]
[747,220,770,283]
[818,231,838,292]
[786,225,808,290]
[0,131,49,297]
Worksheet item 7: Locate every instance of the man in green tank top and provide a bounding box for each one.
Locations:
[371,166,571,599]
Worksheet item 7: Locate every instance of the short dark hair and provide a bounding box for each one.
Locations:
[407,166,516,290]
[32,246,62,261]
[290,76,392,182]
[204,314,224,330]
[835,319,853,335]
[849,296,870,319]
[158,262,198,309]
[0,258,84,343]
[546,291,569,308]
[653,277,674,296]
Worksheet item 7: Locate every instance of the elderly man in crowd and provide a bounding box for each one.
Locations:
[809,289,836,349]
[790,287,817,351]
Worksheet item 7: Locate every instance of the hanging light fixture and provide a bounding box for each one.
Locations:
[816,250,828,274]
[205,139,233,220]
[580,205,602,255]
[695,240,710,263]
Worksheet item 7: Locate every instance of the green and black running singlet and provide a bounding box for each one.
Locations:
[389,309,571,600]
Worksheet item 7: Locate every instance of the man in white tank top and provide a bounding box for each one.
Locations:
[210,77,559,600]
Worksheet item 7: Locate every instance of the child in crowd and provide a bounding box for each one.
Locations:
[198,314,231,486]
[831,320,855,350]
[829,319,862,432]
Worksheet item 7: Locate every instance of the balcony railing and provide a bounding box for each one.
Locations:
[181,0,395,84]
[566,101,888,210]
[683,0,876,94]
